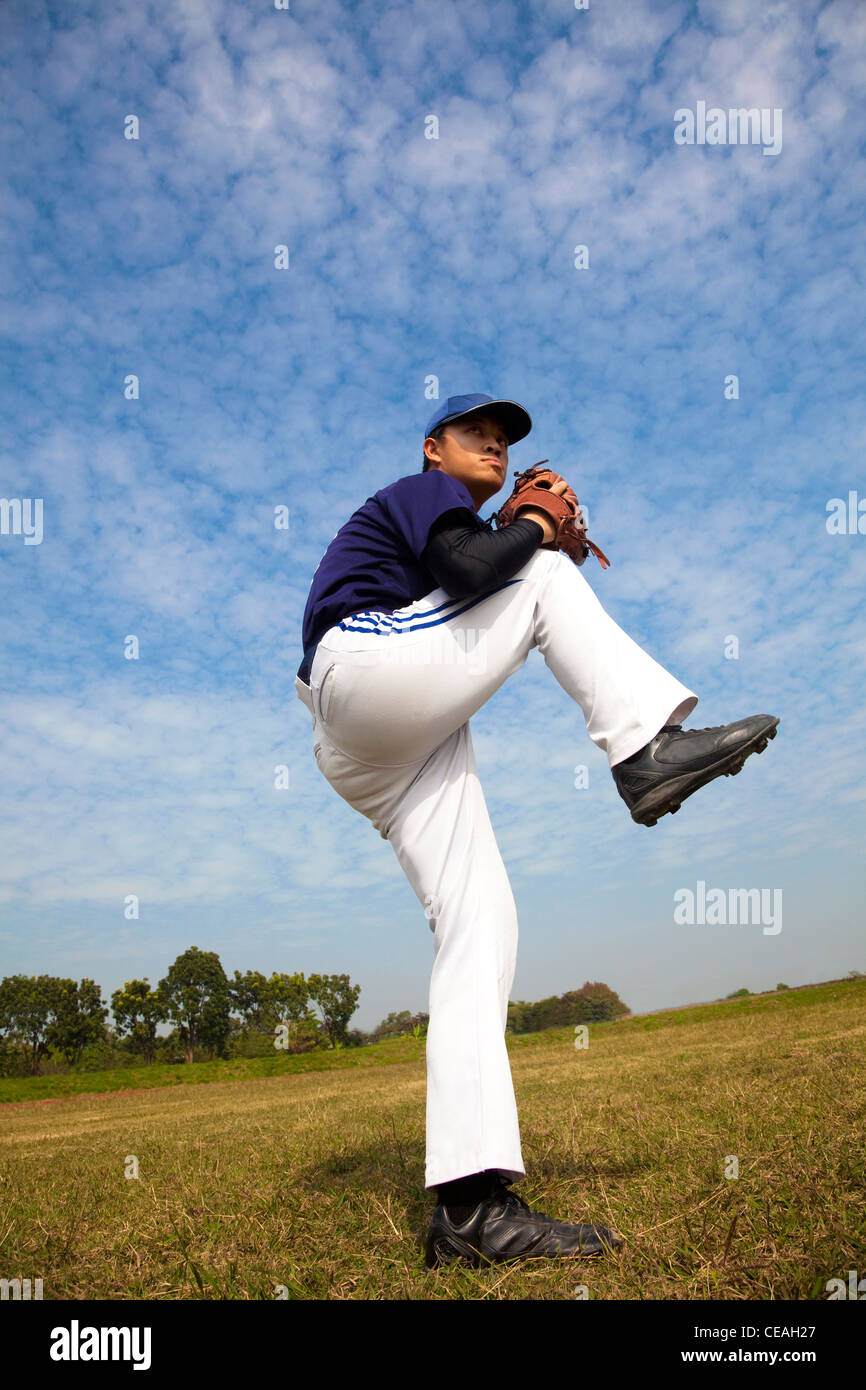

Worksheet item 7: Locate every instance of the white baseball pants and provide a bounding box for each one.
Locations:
[294,548,697,1189]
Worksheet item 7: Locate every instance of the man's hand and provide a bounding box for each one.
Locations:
[516,477,572,545]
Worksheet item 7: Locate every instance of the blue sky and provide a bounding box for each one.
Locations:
[0,0,864,1034]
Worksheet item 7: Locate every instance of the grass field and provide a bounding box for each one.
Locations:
[1,979,864,1300]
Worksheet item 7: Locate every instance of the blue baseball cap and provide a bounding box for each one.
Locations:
[424,393,532,446]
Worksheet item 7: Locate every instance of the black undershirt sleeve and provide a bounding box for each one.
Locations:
[420,507,545,601]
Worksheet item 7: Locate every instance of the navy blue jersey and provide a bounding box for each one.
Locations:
[297,470,482,682]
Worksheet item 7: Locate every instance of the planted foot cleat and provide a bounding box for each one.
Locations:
[611,714,780,827]
[424,1175,624,1269]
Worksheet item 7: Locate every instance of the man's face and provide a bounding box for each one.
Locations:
[423,413,510,509]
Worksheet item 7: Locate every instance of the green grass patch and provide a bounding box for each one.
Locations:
[0,1032,427,1104]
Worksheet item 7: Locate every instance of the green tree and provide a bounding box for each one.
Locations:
[368,1010,429,1043]
[158,947,230,1064]
[228,970,274,1033]
[46,978,109,1066]
[562,981,630,1023]
[270,972,321,1051]
[373,1010,412,1040]
[507,982,630,1034]
[506,1000,529,1034]
[228,970,320,1052]
[307,973,360,1049]
[0,975,65,1074]
[111,979,167,1065]
[269,971,314,1026]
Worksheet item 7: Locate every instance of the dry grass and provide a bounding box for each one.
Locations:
[1,979,864,1299]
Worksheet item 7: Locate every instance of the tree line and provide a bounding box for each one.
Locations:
[507,981,630,1034]
[0,946,365,1076]
[0,947,629,1078]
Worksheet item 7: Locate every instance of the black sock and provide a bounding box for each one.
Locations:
[437,1169,500,1222]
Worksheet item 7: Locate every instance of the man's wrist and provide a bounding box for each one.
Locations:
[515,506,556,545]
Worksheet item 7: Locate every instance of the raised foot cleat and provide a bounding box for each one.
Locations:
[611,714,780,828]
[424,1175,624,1269]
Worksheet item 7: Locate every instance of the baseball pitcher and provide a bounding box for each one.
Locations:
[294,393,779,1270]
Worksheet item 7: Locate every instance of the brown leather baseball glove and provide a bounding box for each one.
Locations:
[493,461,611,569]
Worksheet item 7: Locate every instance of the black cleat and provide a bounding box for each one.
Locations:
[424,1176,624,1269]
[611,713,780,826]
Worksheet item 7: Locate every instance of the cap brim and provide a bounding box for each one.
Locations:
[448,399,532,445]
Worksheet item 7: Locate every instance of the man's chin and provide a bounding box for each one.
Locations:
[482,463,506,484]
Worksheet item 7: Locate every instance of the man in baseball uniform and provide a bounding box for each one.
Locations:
[294,393,779,1270]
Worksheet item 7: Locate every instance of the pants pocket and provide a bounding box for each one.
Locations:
[311,658,339,726]
[317,661,340,725]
